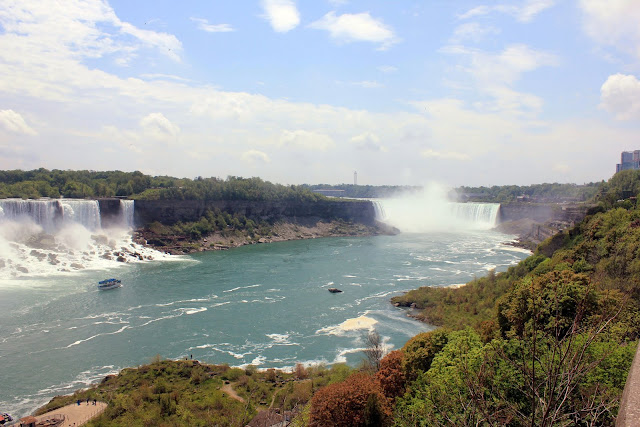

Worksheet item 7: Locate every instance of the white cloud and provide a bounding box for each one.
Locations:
[280,130,335,151]
[450,23,500,43]
[190,18,234,33]
[0,0,182,68]
[140,113,180,138]
[309,11,398,50]
[351,132,387,152]
[242,149,271,164]
[459,0,555,23]
[600,74,640,120]
[440,44,557,115]
[378,65,397,73]
[349,81,383,88]
[458,6,491,20]
[0,0,633,186]
[0,110,37,135]
[471,44,558,84]
[579,0,640,60]
[260,0,300,33]
[421,149,471,161]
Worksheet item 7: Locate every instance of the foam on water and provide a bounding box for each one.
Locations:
[316,315,378,336]
[0,199,177,282]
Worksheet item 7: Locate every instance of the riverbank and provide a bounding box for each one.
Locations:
[135,218,398,255]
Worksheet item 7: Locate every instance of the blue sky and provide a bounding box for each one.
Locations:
[0,0,639,186]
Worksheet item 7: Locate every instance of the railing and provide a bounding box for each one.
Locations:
[617,343,640,425]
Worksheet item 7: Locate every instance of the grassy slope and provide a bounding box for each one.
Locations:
[35,360,353,427]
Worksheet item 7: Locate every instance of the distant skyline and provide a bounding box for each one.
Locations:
[0,0,639,186]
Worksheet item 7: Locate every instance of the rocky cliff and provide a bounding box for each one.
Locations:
[131,199,377,227]
[496,202,593,249]
[498,202,591,223]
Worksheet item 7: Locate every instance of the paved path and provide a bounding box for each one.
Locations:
[35,401,107,426]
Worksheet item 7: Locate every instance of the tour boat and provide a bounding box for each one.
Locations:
[98,278,122,290]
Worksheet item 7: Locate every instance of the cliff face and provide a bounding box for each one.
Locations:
[496,202,593,249]
[97,198,123,228]
[498,202,590,224]
[132,199,377,227]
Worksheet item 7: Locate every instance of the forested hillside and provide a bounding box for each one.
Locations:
[305,171,640,426]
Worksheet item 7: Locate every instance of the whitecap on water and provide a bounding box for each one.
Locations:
[316,315,378,336]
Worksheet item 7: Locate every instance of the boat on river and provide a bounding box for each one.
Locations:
[98,278,122,290]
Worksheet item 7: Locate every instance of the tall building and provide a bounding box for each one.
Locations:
[616,150,640,173]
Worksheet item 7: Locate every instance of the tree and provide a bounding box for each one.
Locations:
[375,350,406,403]
[401,329,449,381]
[309,373,391,427]
[363,330,384,372]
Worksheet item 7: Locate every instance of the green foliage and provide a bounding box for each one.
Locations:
[0,169,323,202]
[598,169,640,208]
[496,271,598,339]
[36,360,251,426]
[390,265,528,331]
[456,182,600,203]
[386,172,640,425]
[395,329,487,426]
[401,330,449,382]
[36,359,353,427]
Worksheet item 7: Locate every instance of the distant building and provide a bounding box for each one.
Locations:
[616,150,640,173]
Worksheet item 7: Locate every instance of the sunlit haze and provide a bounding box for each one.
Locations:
[1,0,639,186]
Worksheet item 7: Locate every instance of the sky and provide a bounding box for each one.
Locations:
[0,0,639,187]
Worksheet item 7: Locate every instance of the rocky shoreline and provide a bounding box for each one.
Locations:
[135,219,399,255]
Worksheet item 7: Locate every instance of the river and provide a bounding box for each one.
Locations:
[0,198,529,418]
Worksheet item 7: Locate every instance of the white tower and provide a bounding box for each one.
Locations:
[354,171,357,186]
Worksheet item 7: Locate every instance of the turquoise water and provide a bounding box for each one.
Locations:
[0,231,528,418]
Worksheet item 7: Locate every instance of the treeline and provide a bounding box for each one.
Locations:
[303,182,601,202]
[0,169,322,202]
[457,182,601,203]
[303,184,419,198]
[0,168,607,204]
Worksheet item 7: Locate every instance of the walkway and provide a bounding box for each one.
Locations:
[221,383,245,403]
[33,401,107,426]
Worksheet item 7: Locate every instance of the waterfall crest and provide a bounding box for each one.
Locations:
[0,199,161,280]
[372,197,500,233]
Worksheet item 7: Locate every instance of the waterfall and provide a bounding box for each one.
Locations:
[0,198,166,280]
[372,200,386,222]
[450,203,500,229]
[0,199,138,233]
[60,200,101,231]
[120,200,135,229]
[0,199,61,233]
[373,197,500,233]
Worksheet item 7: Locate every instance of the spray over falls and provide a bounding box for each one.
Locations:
[0,199,165,280]
[373,186,500,233]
